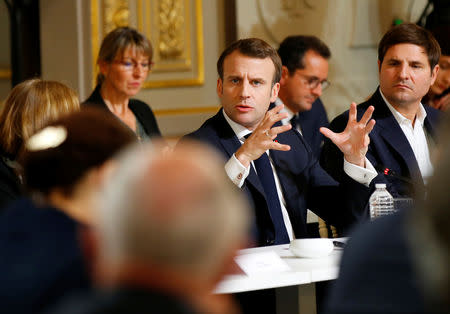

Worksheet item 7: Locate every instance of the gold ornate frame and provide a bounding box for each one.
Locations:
[91,0,204,88]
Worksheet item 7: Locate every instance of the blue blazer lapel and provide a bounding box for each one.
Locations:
[214,111,265,195]
[371,91,421,181]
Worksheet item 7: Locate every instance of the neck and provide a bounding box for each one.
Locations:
[98,262,238,314]
[391,101,420,126]
[278,92,298,114]
[47,186,96,226]
[100,83,129,114]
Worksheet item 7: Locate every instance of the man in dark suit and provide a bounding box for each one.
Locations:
[184,38,376,248]
[276,35,331,158]
[324,113,450,314]
[321,23,442,199]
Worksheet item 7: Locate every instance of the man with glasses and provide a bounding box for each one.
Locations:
[277,35,331,157]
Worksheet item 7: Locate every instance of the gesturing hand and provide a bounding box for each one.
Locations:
[235,105,292,167]
[320,102,375,167]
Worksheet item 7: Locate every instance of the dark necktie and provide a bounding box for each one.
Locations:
[245,135,290,244]
[290,114,299,131]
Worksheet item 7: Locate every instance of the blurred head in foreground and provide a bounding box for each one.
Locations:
[94,140,250,313]
[21,108,136,224]
[410,111,450,311]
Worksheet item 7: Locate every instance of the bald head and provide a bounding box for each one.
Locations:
[98,140,250,282]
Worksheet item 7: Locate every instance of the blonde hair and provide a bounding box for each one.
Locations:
[0,79,80,157]
[96,27,153,85]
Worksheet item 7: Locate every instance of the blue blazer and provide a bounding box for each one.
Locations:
[321,88,441,199]
[297,98,329,158]
[183,109,370,246]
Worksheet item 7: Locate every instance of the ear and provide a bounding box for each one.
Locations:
[430,64,439,86]
[217,78,223,98]
[280,66,290,85]
[377,60,381,72]
[98,60,109,76]
[270,82,280,103]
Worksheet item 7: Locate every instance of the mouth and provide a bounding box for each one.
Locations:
[394,83,412,90]
[129,82,141,88]
[235,104,253,112]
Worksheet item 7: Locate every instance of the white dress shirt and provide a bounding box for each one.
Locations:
[380,91,434,182]
[223,111,296,240]
[276,98,303,135]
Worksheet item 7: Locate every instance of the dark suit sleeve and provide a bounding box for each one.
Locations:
[320,112,348,183]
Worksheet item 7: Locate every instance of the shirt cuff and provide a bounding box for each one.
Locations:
[225,154,250,188]
[344,157,377,186]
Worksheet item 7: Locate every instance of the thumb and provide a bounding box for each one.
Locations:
[320,127,338,143]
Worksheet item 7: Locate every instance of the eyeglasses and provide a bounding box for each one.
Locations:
[113,60,153,72]
[298,73,330,91]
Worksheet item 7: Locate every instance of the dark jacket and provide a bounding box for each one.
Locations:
[83,85,162,138]
[0,198,91,314]
[183,109,371,246]
[297,98,329,158]
[324,210,427,314]
[321,88,441,199]
[0,155,22,211]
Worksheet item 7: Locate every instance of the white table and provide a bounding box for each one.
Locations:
[215,243,343,314]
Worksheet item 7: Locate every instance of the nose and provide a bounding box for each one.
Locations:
[398,63,409,80]
[311,83,322,97]
[240,80,251,98]
[133,64,145,77]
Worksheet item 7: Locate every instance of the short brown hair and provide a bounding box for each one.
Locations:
[278,35,331,74]
[0,79,80,158]
[96,27,153,85]
[22,108,136,197]
[217,38,282,86]
[378,23,441,70]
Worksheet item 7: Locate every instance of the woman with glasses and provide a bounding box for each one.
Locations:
[83,27,162,140]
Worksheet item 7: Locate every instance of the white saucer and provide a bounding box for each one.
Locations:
[289,238,334,258]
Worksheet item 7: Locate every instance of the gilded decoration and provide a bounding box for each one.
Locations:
[158,0,184,60]
[91,0,204,88]
[103,0,130,33]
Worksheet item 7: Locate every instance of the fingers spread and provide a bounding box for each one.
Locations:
[359,105,375,125]
[365,119,376,134]
[348,102,357,122]
[320,127,337,142]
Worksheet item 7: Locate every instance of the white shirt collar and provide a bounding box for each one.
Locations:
[379,89,427,127]
[222,110,252,140]
[276,98,295,125]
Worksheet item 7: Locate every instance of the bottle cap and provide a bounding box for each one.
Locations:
[375,183,386,188]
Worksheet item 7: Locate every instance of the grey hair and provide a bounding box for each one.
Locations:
[98,141,250,281]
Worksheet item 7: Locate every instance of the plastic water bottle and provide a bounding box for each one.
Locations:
[369,183,394,220]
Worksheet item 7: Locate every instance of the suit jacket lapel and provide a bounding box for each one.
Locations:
[371,90,422,180]
[213,111,265,194]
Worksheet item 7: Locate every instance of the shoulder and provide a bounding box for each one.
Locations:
[128,99,155,115]
[424,104,441,125]
[184,111,223,140]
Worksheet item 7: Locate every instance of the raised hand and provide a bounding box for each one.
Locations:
[235,104,292,167]
[320,102,375,167]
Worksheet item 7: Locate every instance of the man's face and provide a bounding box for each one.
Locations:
[379,43,438,109]
[279,50,329,113]
[217,50,280,130]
